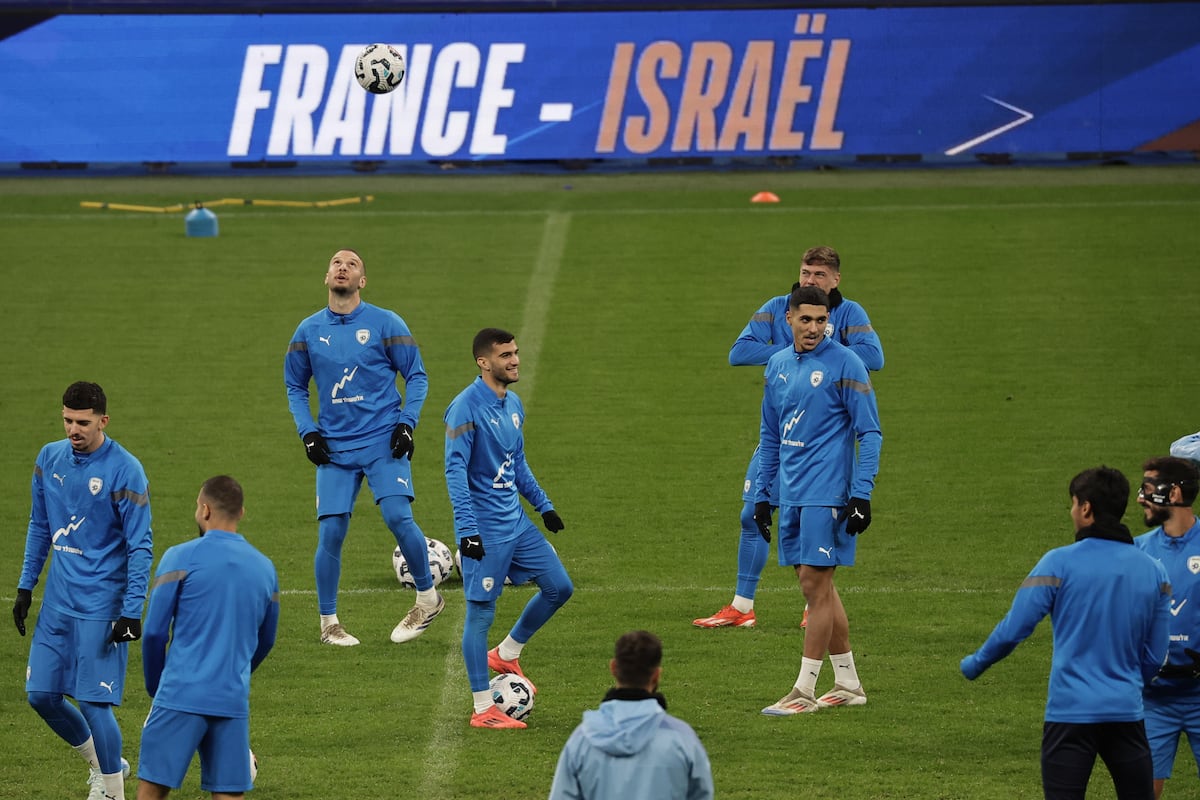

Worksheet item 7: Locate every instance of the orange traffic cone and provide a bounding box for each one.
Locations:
[751,191,780,203]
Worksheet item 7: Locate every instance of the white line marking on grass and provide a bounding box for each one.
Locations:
[418,615,467,800]
[9,198,1199,222]
[413,210,569,797]
[516,210,570,406]
[276,583,1010,597]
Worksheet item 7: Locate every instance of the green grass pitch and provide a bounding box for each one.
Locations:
[0,165,1197,799]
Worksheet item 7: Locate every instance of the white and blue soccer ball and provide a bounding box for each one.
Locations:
[393,538,454,587]
[490,673,535,721]
[354,44,405,94]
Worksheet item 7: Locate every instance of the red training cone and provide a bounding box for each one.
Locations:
[751,191,780,203]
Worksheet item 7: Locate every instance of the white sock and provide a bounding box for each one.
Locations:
[796,657,823,695]
[473,689,496,714]
[497,635,524,661]
[416,588,438,607]
[731,595,754,613]
[101,771,125,800]
[319,613,340,629]
[73,736,100,770]
[829,651,861,690]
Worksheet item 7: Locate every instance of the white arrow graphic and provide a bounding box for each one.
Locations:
[944,96,1034,156]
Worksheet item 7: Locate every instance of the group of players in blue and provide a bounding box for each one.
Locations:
[14,244,1200,798]
[15,382,279,800]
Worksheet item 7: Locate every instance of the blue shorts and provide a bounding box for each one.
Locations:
[316,438,414,517]
[460,516,564,602]
[1144,693,1200,780]
[26,605,128,705]
[741,445,780,506]
[777,505,857,567]
[138,704,253,793]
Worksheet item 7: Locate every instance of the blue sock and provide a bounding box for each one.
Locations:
[380,496,433,591]
[315,514,350,615]
[735,501,770,599]
[78,701,122,775]
[510,561,574,643]
[28,691,90,746]
[464,600,495,692]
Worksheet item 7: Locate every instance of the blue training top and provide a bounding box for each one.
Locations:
[756,337,882,507]
[20,436,153,621]
[962,536,1170,723]
[285,301,428,450]
[1136,517,1200,698]
[729,289,884,371]
[142,530,279,718]
[444,377,553,543]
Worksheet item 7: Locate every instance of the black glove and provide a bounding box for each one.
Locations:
[542,510,565,533]
[110,617,142,643]
[844,497,872,535]
[1159,648,1200,680]
[302,432,332,466]
[13,588,31,636]
[459,534,486,561]
[753,501,773,543]
[390,423,414,460]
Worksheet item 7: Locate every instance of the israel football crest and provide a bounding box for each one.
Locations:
[825,322,834,338]
[511,413,520,429]
[1188,555,1200,575]
[88,477,103,496]
[356,329,370,345]
[482,577,495,592]
[810,370,824,388]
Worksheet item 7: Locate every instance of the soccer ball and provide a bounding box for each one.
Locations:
[490,673,535,721]
[355,44,405,94]
[393,538,454,587]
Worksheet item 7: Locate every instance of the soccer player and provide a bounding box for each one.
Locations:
[445,328,572,729]
[549,630,713,800]
[13,381,152,800]
[962,466,1170,800]
[137,475,279,800]
[1133,456,1200,799]
[754,286,881,715]
[694,246,883,630]
[285,248,443,646]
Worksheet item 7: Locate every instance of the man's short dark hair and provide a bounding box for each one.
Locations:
[62,381,106,414]
[1143,456,1200,507]
[473,327,515,359]
[613,630,662,686]
[201,475,244,518]
[1068,466,1130,522]
[789,285,830,311]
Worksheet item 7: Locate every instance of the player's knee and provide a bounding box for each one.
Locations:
[317,514,350,547]
[739,503,758,532]
[27,690,60,714]
[543,576,574,607]
[465,599,496,628]
[379,496,415,531]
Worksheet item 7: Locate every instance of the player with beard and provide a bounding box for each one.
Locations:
[1134,456,1200,799]
[694,246,883,631]
[285,248,442,646]
[444,328,572,728]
